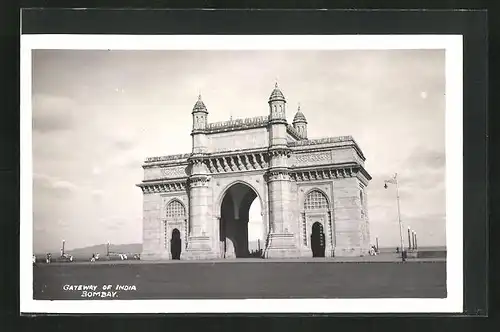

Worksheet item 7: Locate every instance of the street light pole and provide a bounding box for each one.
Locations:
[62,240,65,256]
[394,173,405,261]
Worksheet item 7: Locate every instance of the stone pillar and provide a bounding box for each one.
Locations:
[264,151,300,259]
[181,157,218,260]
[264,82,300,259]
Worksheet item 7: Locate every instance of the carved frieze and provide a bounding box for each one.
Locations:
[140,181,187,194]
[294,151,332,166]
[161,166,188,178]
[290,166,360,182]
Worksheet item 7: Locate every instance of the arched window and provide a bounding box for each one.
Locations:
[164,200,187,250]
[166,200,186,220]
[304,190,329,210]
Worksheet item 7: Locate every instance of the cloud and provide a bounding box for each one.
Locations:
[113,139,135,151]
[32,94,77,133]
[34,173,79,197]
[404,147,445,171]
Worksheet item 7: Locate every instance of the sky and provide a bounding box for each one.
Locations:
[31,49,446,253]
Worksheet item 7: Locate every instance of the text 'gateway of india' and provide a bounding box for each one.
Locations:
[138,83,372,260]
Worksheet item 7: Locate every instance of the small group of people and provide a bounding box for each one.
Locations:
[369,245,379,256]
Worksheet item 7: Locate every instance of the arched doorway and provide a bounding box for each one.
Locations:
[311,222,325,257]
[219,182,263,258]
[170,228,181,260]
[164,199,187,260]
[303,189,331,258]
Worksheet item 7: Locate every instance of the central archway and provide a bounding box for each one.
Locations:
[219,182,263,258]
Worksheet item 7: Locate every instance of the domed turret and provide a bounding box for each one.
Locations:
[192,94,208,146]
[192,94,208,113]
[269,82,286,102]
[292,104,308,139]
[268,82,287,122]
[293,108,307,124]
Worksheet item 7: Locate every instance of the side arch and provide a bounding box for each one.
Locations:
[301,187,332,210]
[164,198,188,219]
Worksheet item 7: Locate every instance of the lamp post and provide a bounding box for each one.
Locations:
[61,240,65,257]
[407,227,412,252]
[414,232,418,250]
[384,173,405,262]
[107,241,110,257]
[376,236,379,252]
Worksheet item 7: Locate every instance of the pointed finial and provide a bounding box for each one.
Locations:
[275,81,278,88]
[198,93,202,101]
[298,102,301,111]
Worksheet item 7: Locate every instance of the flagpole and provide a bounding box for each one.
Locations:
[394,173,405,261]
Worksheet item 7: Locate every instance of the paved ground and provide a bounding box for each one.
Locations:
[33,259,447,300]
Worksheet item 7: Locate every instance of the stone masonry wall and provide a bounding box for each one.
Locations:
[332,177,370,256]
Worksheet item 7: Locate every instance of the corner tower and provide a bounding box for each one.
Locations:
[191,94,208,154]
[182,94,217,260]
[265,83,300,258]
[292,104,308,139]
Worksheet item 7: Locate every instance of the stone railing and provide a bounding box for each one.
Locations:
[205,115,270,133]
[145,153,191,164]
[288,135,355,147]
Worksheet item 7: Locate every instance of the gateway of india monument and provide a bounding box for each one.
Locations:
[137,83,372,260]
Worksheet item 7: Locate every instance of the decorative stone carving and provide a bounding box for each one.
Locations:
[188,175,211,188]
[223,157,231,172]
[139,181,187,194]
[161,166,188,178]
[251,154,260,169]
[294,151,331,166]
[215,158,223,172]
[266,170,290,182]
[290,166,362,182]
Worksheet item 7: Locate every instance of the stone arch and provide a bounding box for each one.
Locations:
[216,180,264,218]
[217,180,265,258]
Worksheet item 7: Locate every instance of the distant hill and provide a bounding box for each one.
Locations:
[35,243,142,258]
